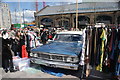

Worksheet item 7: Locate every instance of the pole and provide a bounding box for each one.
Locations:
[23,9,25,27]
[1,8,3,29]
[62,2,64,27]
[18,0,22,28]
[76,0,78,31]
[15,9,16,23]
[15,9,17,29]
[94,2,96,25]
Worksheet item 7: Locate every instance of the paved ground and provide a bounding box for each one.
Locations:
[0,64,112,80]
[1,64,79,78]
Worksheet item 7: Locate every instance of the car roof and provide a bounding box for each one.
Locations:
[57,31,83,35]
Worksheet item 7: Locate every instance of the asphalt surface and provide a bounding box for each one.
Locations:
[1,65,79,80]
[0,64,112,80]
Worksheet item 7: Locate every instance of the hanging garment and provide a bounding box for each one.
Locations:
[95,28,102,66]
[114,29,120,76]
[103,29,112,65]
[89,28,93,66]
[108,29,114,52]
[115,62,120,77]
[110,29,117,60]
[89,28,95,67]
[85,28,90,62]
[85,28,91,77]
[26,34,30,53]
[94,29,97,52]
[94,28,97,65]
[96,28,107,72]
[114,49,120,76]
[106,29,112,57]
[19,35,26,58]
[79,28,86,66]
[22,45,28,58]
[102,28,111,73]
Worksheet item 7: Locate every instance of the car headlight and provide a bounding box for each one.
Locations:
[73,57,79,63]
[30,53,33,56]
[34,53,38,57]
[66,57,72,62]
[66,57,79,63]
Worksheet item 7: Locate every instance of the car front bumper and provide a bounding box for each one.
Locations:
[30,58,79,70]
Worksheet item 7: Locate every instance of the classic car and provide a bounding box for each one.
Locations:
[30,31,83,70]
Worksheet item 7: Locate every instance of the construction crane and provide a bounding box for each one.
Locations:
[36,0,38,12]
[43,1,46,8]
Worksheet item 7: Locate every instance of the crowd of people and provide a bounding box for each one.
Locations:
[1,27,62,73]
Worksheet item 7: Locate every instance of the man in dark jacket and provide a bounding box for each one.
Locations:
[41,29,48,45]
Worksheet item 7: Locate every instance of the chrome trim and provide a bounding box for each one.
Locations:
[32,51,78,57]
[30,58,78,70]
[30,52,79,63]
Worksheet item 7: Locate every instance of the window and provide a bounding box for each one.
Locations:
[54,34,83,42]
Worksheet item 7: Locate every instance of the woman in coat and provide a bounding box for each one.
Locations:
[2,31,15,73]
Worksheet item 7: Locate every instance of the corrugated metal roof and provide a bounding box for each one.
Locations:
[35,2,119,16]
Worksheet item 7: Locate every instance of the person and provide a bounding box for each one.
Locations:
[48,31,53,40]
[14,31,21,57]
[41,29,48,45]
[2,30,15,73]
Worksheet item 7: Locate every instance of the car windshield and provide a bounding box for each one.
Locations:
[54,34,83,42]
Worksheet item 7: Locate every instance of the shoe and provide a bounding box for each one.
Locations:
[4,69,9,73]
[10,69,17,72]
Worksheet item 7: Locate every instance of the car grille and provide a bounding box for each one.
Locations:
[37,53,67,62]
[39,53,50,59]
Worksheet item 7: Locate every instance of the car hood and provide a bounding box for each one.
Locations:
[31,42,83,56]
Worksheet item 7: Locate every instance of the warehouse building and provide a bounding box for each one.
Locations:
[35,2,120,29]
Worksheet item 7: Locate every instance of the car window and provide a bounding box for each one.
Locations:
[54,34,83,42]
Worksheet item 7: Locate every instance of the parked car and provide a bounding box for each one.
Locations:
[30,31,84,70]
